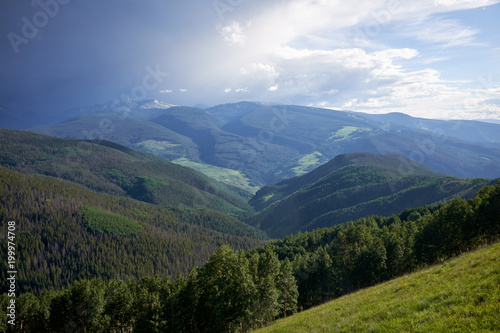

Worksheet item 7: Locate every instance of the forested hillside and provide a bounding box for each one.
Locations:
[0,129,253,218]
[0,167,266,294]
[2,180,498,332]
[249,152,495,238]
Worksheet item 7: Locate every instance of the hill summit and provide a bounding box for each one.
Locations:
[248,152,494,238]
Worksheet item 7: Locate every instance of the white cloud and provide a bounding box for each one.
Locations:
[218,21,246,45]
[399,19,481,49]
[160,89,173,93]
[268,84,279,92]
[201,0,500,119]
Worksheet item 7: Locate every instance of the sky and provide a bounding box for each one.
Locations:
[1,0,500,128]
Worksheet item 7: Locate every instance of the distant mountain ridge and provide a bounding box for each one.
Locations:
[0,129,255,219]
[28,101,500,191]
[248,152,496,238]
[361,112,500,146]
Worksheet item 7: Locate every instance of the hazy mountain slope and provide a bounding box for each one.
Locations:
[337,129,500,178]
[257,242,500,333]
[150,106,297,185]
[29,112,201,162]
[0,129,254,219]
[0,167,266,293]
[28,101,500,189]
[209,102,500,180]
[248,152,495,238]
[363,111,500,145]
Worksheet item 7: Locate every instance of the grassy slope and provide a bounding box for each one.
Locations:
[258,242,500,332]
[171,157,259,196]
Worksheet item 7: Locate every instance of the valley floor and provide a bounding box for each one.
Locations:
[257,242,500,332]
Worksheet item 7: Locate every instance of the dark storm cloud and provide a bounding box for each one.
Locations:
[1,0,499,128]
[0,0,221,125]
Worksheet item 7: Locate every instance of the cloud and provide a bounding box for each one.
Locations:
[268,84,279,92]
[399,19,481,49]
[218,21,246,45]
[2,0,499,122]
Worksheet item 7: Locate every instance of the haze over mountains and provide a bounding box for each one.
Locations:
[29,100,500,193]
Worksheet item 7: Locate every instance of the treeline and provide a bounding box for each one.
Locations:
[2,181,499,332]
[257,181,500,309]
[0,246,298,332]
[0,167,266,294]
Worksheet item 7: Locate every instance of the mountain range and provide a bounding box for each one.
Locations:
[28,100,500,194]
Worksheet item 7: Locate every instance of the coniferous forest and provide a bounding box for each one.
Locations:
[1,161,499,331]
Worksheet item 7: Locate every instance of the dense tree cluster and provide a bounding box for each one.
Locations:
[257,182,500,310]
[1,180,498,332]
[0,246,298,332]
[0,167,266,294]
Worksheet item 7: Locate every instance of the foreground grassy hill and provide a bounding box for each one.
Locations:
[258,242,500,332]
[249,152,495,238]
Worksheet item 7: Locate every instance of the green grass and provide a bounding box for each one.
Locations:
[172,157,260,194]
[258,242,500,332]
[292,152,325,176]
[328,126,371,141]
[130,139,187,160]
